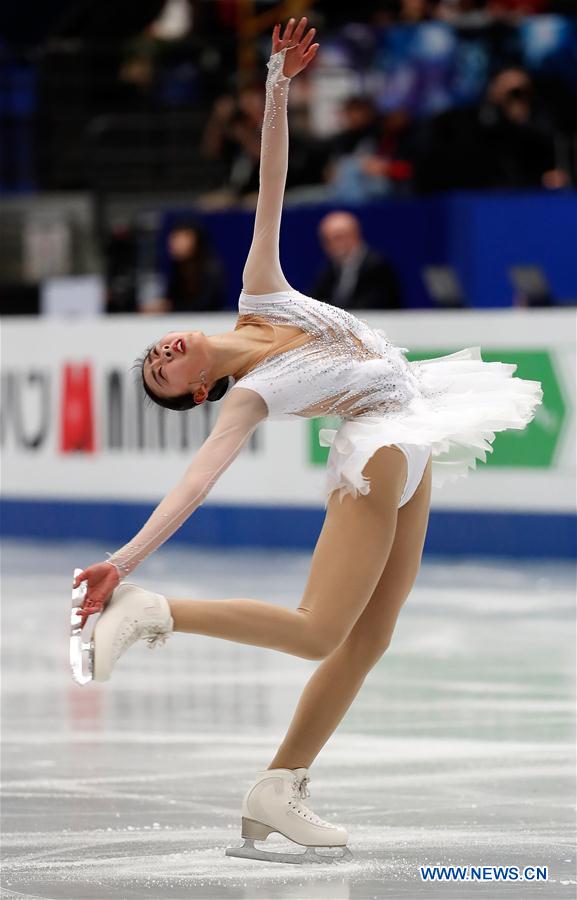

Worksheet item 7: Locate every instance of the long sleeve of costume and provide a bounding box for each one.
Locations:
[105,389,267,578]
[242,49,293,295]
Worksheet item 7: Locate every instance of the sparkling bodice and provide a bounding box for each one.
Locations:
[232,288,420,419]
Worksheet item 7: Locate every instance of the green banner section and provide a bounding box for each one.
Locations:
[309,349,566,469]
[310,415,342,466]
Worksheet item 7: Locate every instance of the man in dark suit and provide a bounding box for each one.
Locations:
[312,211,403,310]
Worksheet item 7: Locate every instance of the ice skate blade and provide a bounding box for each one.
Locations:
[69,632,94,685]
[225,839,353,866]
[70,567,94,686]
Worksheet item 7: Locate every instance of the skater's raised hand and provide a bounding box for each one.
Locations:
[272,17,319,79]
[73,562,119,629]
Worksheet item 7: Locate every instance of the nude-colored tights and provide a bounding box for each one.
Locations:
[169,448,432,771]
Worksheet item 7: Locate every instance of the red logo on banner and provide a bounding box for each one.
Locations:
[60,364,95,453]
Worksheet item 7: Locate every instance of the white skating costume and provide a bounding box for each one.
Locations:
[70,45,543,865]
[100,49,543,582]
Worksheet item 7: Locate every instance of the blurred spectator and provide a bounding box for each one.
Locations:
[105,225,138,313]
[322,96,387,201]
[145,221,226,313]
[312,211,403,309]
[487,0,550,15]
[199,86,265,206]
[357,110,416,194]
[434,0,493,24]
[115,48,157,111]
[326,96,382,157]
[415,66,569,191]
[398,0,440,22]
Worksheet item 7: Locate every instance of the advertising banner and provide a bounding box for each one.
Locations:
[2,310,574,516]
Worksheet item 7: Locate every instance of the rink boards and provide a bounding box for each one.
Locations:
[1,309,575,558]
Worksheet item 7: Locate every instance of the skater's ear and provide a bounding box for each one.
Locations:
[139,366,231,411]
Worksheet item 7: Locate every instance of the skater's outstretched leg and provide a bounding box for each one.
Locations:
[168,445,407,659]
[268,456,431,770]
[88,445,407,682]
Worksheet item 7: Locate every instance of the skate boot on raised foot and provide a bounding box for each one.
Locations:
[225,767,352,865]
[70,577,174,685]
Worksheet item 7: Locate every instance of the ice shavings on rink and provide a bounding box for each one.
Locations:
[1,541,575,898]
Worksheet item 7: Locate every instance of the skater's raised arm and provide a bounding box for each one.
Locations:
[241,18,319,295]
[73,388,267,624]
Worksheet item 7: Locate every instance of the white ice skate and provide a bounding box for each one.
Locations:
[225,767,353,865]
[70,570,173,685]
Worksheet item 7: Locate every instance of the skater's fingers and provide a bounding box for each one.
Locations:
[82,598,100,611]
[73,570,88,588]
[303,44,319,65]
[79,603,102,627]
[300,27,316,52]
[281,17,295,43]
[81,591,98,609]
[292,16,308,45]
[75,567,100,588]
[83,591,103,610]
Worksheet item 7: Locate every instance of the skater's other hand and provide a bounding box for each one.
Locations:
[272,18,319,78]
[73,563,120,628]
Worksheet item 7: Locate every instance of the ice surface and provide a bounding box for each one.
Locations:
[1,540,575,898]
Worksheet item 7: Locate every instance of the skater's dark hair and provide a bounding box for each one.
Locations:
[136,351,230,411]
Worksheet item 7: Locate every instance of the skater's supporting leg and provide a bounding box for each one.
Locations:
[268,456,432,769]
[169,445,407,660]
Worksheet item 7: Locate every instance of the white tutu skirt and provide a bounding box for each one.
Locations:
[319,346,544,502]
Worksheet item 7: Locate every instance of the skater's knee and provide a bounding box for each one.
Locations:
[304,634,336,660]
[306,642,334,660]
[297,609,343,660]
[362,635,392,668]
[342,629,393,671]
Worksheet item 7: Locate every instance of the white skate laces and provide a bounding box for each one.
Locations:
[297,774,310,797]
[289,773,335,829]
[143,628,171,649]
[110,608,171,664]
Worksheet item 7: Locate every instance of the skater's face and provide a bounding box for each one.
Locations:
[142,330,210,403]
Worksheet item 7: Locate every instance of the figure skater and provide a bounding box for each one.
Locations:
[70,18,543,865]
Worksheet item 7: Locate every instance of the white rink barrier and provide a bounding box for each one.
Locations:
[1,309,575,557]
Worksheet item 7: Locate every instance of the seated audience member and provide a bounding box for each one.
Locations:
[199,86,265,206]
[322,96,384,202]
[312,211,403,310]
[397,0,439,21]
[326,95,382,159]
[415,67,569,192]
[145,221,225,313]
[105,224,137,313]
[358,109,416,194]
